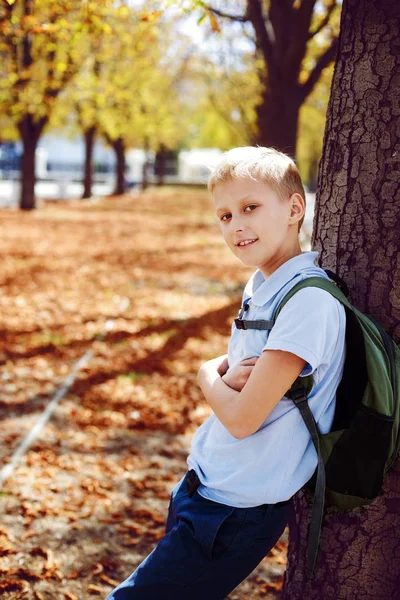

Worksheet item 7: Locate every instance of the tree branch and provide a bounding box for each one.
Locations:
[269,0,295,55]
[300,37,339,99]
[247,0,278,82]
[308,0,338,40]
[292,0,318,41]
[283,0,318,81]
[206,5,249,23]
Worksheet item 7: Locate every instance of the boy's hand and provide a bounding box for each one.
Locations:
[222,357,258,392]
[217,355,229,376]
[198,354,229,379]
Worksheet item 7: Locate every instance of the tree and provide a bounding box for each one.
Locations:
[76,55,102,200]
[48,1,180,197]
[182,45,263,150]
[0,0,110,210]
[281,0,400,597]
[202,0,340,158]
[97,5,187,194]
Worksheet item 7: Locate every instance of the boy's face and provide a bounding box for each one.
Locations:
[212,177,303,277]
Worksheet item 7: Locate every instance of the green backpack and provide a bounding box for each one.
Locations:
[275,273,400,579]
[235,271,400,579]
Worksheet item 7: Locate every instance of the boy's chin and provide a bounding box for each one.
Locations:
[237,257,260,268]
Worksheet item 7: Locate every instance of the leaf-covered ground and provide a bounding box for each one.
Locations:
[0,188,308,600]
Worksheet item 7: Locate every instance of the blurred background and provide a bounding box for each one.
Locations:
[0,0,340,212]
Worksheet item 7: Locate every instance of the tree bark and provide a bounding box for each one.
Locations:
[82,126,96,199]
[112,137,126,195]
[18,114,46,211]
[281,0,400,597]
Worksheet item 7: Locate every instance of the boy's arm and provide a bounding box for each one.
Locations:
[198,287,345,439]
[197,350,306,439]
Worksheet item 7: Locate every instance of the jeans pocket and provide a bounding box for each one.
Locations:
[208,506,239,561]
[193,501,248,561]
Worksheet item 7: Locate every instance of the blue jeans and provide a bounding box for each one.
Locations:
[106,471,292,600]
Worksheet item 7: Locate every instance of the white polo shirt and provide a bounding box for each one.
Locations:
[187,251,346,507]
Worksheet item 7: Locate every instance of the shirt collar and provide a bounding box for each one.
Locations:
[243,251,321,307]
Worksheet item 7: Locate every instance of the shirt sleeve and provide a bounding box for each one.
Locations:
[263,287,343,378]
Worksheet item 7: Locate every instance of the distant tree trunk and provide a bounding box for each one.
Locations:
[18,114,46,211]
[142,138,150,192]
[307,157,319,193]
[246,0,339,158]
[281,0,400,597]
[82,126,96,199]
[207,0,337,158]
[254,87,302,156]
[155,143,167,186]
[112,137,126,195]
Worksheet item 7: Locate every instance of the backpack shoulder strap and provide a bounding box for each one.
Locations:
[273,276,352,323]
[274,274,351,579]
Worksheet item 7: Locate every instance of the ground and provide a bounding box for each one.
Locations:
[0,188,295,600]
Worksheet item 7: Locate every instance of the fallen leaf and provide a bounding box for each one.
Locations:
[100,574,120,586]
[87,584,103,594]
[63,592,80,600]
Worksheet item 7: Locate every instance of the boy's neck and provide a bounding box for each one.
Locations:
[260,245,303,279]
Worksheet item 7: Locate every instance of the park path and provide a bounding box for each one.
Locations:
[0,190,291,599]
[0,180,115,208]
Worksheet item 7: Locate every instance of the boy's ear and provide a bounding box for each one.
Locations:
[288,193,304,224]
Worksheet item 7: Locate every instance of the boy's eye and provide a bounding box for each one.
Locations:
[244,205,257,212]
[220,213,231,222]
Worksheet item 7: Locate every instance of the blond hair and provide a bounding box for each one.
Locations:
[208,146,306,231]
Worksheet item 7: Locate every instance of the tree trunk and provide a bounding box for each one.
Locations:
[155,143,167,187]
[142,138,150,192]
[113,137,126,195]
[82,126,96,199]
[18,114,45,211]
[254,85,302,158]
[307,157,319,193]
[281,0,400,597]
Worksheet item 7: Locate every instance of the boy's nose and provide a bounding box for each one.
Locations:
[231,216,243,232]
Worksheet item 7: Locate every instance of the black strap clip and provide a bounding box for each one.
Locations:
[287,386,308,405]
[234,318,247,330]
[235,301,250,329]
[186,469,201,498]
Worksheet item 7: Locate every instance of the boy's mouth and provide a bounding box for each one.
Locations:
[236,238,258,248]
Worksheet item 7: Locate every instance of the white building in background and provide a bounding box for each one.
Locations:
[177,149,224,184]
[1,134,223,186]
[0,135,116,181]
[124,148,153,185]
[124,147,224,186]
[38,134,116,180]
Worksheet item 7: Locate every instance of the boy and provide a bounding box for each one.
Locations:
[106,147,346,599]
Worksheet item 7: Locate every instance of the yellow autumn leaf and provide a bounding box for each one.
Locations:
[205,8,220,32]
[117,6,130,17]
[8,72,18,84]
[55,61,68,73]
[141,11,163,23]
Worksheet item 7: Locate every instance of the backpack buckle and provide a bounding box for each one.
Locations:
[235,318,246,330]
[288,387,307,404]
